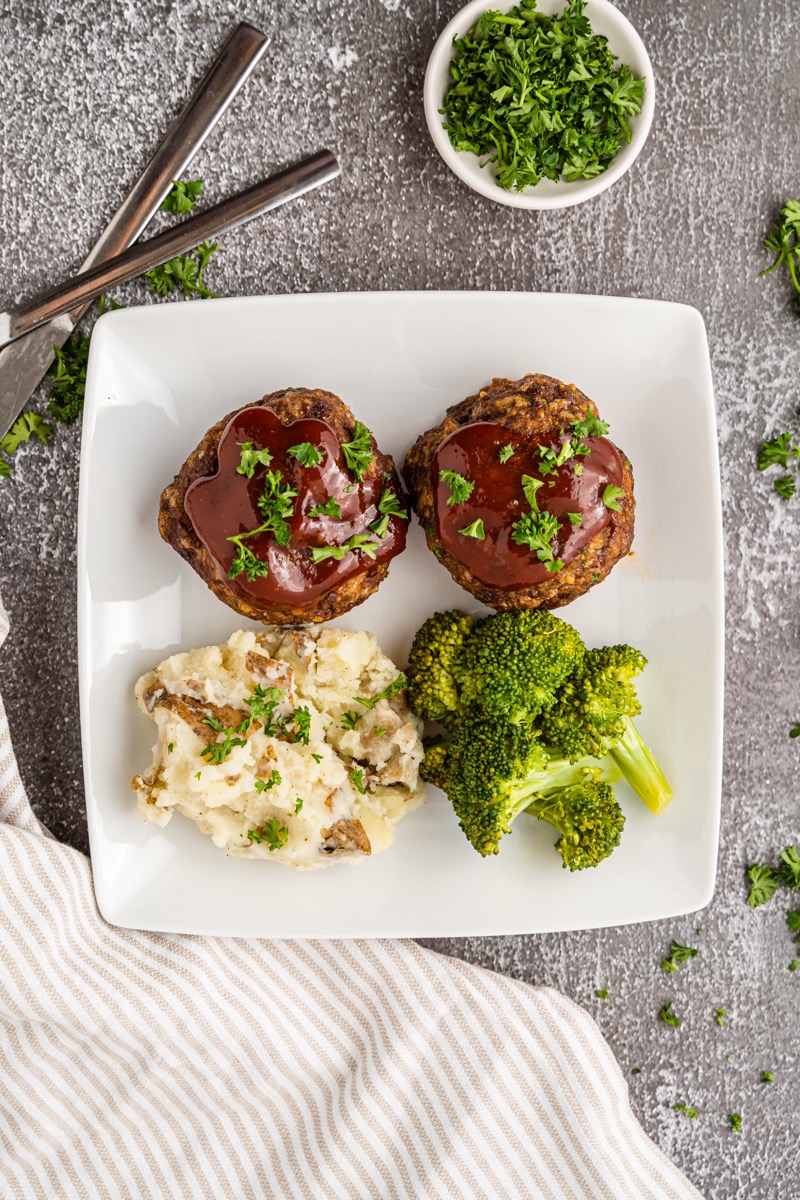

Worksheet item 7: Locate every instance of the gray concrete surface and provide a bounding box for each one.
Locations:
[1,2,799,1196]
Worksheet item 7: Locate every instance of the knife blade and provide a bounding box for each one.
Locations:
[0,151,341,349]
[0,21,268,439]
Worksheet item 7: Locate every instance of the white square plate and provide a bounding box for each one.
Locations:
[78,292,723,937]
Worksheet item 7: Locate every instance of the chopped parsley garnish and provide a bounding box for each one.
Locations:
[349,767,367,794]
[746,863,780,907]
[757,431,799,470]
[658,1000,681,1028]
[309,533,381,563]
[571,411,610,441]
[595,988,609,999]
[311,753,323,764]
[200,717,248,764]
[341,711,362,731]
[167,743,174,754]
[714,1007,727,1028]
[498,444,515,463]
[256,470,298,544]
[761,198,800,309]
[775,475,796,499]
[790,723,800,739]
[521,474,545,510]
[372,726,387,737]
[341,421,374,482]
[287,706,311,746]
[566,512,582,526]
[511,509,563,573]
[762,1071,776,1083]
[254,770,281,792]
[308,496,342,519]
[790,960,799,971]
[294,797,304,813]
[1,412,53,458]
[370,488,409,539]
[602,484,626,512]
[537,438,578,476]
[288,442,325,467]
[145,238,221,299]
[355,674,406,710]
[195,771,201,780]
[672,1103,699,1119]
[45,328,91,425]
[459,518,485,539]
[236,442,273,478]
[728,1113,742,1133]
[661,941,698,973]
[247,818,289,851]
[227,540,269,581]
[441,0,645,192]
[631,1068,641,1076]
[161,178,203,213]
[440,469,475,505]
[779,845,800,888]
[242,685,284,736]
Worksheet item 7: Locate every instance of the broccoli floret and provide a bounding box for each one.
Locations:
[406,609,474,726]
[419,739,450,789]
[539,645,672,814]
[526,779,625,871]
[441,708,624,866]
[455,609,585,721]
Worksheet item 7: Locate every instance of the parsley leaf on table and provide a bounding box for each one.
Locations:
[761,199,800,310]
[145,239,221,299]
[160,179,204,214]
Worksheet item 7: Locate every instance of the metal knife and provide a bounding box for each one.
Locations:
[0,21,269,439]
[0,151,341,348]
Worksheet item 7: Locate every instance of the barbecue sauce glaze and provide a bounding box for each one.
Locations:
[185,408,406,607]
[431,421,624,589]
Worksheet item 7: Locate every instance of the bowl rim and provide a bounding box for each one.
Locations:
[423,0,656,210]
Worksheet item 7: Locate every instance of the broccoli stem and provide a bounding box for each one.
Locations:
[609,716,672,814]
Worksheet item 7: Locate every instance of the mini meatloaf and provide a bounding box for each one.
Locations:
[159,388,409,625]
[402,374,634,611]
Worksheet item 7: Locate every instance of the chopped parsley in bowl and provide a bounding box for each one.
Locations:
[424,0,654,209]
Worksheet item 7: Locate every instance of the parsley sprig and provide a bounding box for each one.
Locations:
[511,473,563,573]
[661,941,698,974]
[370,488,408,539]
[341,421,374,482]
[247,818,289,851]
[145,239,221,300]
[761,199,800,311]
[440,469,475,505]
[309,532,381,564]
[161,179,203,214]
[442,0,645,192]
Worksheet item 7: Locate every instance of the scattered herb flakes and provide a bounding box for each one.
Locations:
[340,421,374,482]
[194,771,201,780]
[714,1007,727,1028]
[566,511,582,526]
[672,1103,699,1120]
[631,1068,641,1076]
[775,475,796,499]
[661,941,698,973]
[349,767,367,795]
[309,532,381,564]
[371,489,409,539]
[761,198,800,310]
[311,753,323,764]
[440,469,475,505]
[789,960,799,972]
[254,770,281,793]
[442,0,645,192]
[757,431,798,470]
[236,441,273,478]
[287,706,311,746]
[242,685,284,736]
[459,518,486,539]
[309,496,343,520]
[728,1113,742,1134]
[355,674,406,711]
[167,743,174,754]
[746,863,780,907]
[658,1000,681,1028]
[341,710,362,731]
[373,726,387,738]
[521,474,545,510]
[288,441,325,467]
[161,178,203,213]
[46,328,91,424]
[601,484,626,512]
[498,444,515,463]
[201,717,248,765]
[595,988,609,999]
[145,239,221,300]
[761,1071,775,1084]
[247,818,289,851]
[790,723,800,739]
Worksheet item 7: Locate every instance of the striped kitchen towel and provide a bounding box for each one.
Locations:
[0,597,703,1200]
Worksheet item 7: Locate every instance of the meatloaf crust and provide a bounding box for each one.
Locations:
[159,388,406,625]
[402,374,635,611]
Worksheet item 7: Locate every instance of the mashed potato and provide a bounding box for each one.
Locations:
[132,627,426,869]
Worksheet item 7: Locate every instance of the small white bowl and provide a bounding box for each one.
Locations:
[424,0,655,210]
